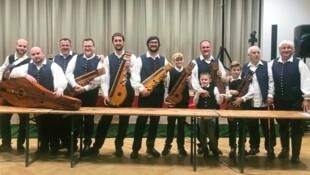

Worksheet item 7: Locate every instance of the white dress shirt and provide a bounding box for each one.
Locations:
[191,55,226,92]
[0,53,28,81]
[100,51,137,97]
[10,59,68,92]
[130,51,168,93]
[65,53,102,91]
[269,56,310,100]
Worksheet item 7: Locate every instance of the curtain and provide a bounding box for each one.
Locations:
[0,0,260,68]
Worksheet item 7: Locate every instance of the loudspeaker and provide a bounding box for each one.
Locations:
[294,25,310,58]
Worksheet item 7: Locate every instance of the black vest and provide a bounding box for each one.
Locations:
[168,67,190,106]
[54,53,76,73]
[196,84,219,109]
[241,61,269,102]
[28,60,54,91]
[140,54,165,94]
[73,54,100,78]
[272,57,302,102]
[8,54,31,67]
[108,53,133,92]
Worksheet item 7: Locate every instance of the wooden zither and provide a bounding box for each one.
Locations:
[166,62,195,105]
[65,67,105,96]
[0,78,82,110]
[226,70,254,110]
[108,52,132,107]
[142,62,173,93]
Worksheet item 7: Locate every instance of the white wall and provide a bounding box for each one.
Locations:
[262,0,310,66]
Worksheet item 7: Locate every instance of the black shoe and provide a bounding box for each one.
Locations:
[81,145,91,157]
[0,144,13,152]
[238,149,250,157]
[267,150,276,160]
[197,143,204,155]
[161,146,171,157]
[65,146,78,157]
[130,151,139,159]
[229,148,236,159]
[290,155,300,164]
[248,148,260,155]
[212,150,219,160]
[217,148,223,155]
[35,148,49,156]
[278,149,289,159]
[17,145,25,153]
[115,148,123,157]
[178,147,187,157]
[49,150,58,158]
[203,148,209,158]
[147,148,160,157]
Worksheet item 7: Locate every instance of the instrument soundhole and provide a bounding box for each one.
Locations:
[117,92,122,96]
[17,89,25,97]
[174,94,179,98]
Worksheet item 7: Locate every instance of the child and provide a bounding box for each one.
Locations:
[193,72,225,160]
[226,61,249,158]
[162,53,190,157]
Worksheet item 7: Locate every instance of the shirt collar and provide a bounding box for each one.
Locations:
[278,56,294,63]
[146,51,160,59]
[247,60,264,67]
[174,66,184,72]
[199,55,215,61]
[115,51,125,58]
[30,58,47,66]
[14,52,28,60]
[83,53,96,59]
[60,51,73,57]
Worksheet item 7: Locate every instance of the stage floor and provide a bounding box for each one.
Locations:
[0,134,310,175]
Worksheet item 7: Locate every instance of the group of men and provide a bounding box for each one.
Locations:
[0,34,309,164]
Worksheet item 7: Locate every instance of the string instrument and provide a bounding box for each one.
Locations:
[227,70,254,110]
[0,78,82,110]
[211,60,226,94]
[142,63,173,93]
[165,62,195,105]
[108,52,131,107]
[65,67,105,96]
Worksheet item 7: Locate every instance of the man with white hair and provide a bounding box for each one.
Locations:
[270,40,310,164]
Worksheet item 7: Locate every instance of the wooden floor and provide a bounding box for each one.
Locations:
[1,133,310,175]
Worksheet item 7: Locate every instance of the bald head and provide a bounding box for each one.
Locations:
[15,39,28,58]
[247,46,261,65]
[30,47,45,64]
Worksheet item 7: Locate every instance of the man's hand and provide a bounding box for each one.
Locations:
[232,97,243,108]
[74,84,86,94]
[25,74,37,83]
[53,89,64,98]
[199,89,210,98]
[302,100,310,112]
[103,96,110,106]
[140,88,150,97]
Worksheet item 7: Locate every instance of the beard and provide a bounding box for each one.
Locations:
[148,45,159,53]
[114,45,123,51]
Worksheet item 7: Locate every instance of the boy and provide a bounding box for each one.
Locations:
[193,73,224,160]
[226,61,249,158]
[162,53,190,157]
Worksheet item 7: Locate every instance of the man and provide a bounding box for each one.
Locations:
[90,33,136,157]
[233,46,276,159]
[130,36,168,159]
[270,40,310,164]
[0,39,30,152]
[10,46,68,157]
[65,38,102,156]
[191,40,226,155]
[53,38,77,155]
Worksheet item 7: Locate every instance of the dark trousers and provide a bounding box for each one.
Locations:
[93,91,134,150]
[0,100,27,146]
[132,92,164,152]
[37,114,61,151]
[164,117,186,149]
[274,98,304,158]
[246,107,276,151]
[76,91,98,147]
[228,119,247,149]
